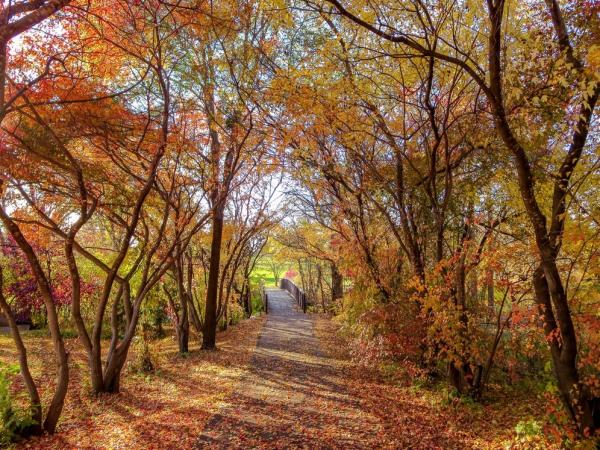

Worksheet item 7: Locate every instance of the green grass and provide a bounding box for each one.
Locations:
[249,267,276,287]
[250,255,299,288]
[250,259,279,287]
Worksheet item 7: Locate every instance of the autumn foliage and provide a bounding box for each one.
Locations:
[0,0,599,447]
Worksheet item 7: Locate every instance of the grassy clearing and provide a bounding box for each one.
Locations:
[249,259,277,287]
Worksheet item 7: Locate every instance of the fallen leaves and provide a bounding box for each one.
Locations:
[1,315,265,450]
[0,302,565,449]
[314,315,557,450]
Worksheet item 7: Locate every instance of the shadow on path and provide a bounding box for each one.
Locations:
[196,289,383,449]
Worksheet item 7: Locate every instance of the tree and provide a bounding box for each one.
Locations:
[321,0,599,433]
[176,0,278,349]
[0,0,73,434]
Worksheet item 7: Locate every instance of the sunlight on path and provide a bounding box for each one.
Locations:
[196,289,384,449]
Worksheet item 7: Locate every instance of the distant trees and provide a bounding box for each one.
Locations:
[263,239,287,287]
[176,0,280,349]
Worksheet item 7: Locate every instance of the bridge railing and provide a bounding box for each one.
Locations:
[280,278,307,313]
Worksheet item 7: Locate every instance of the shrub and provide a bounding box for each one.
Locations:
[0,363,36,446]
[229,301,245,326]
[128,331,155,374]
[511,419,546,449]
[251,289,264,314]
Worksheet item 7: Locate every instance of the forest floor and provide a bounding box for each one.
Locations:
[196,289,552,450]
[1,290,557,449]
[2,315,266,449]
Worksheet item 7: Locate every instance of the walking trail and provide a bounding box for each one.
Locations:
[196,288,384,449]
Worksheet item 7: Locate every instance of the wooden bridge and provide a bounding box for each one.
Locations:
[262,278,309,314]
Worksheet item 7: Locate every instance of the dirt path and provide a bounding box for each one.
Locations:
[196,289,384,449]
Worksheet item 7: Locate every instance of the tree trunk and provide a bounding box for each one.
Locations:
[447,219,483,397]
[533,266,596,433]
[189,300,203,335]
[103,343,131,393]
[175,261,190,354]
[486,267,494,319]
[243,278,252,317]
[485,0,598,433]
[222,298,229,331]
[103,360,124,393]
[331,263,343,302]
[178,317,189,354]
[316,264,326,312]
[89,355,104,394]
[203,203,225,350]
